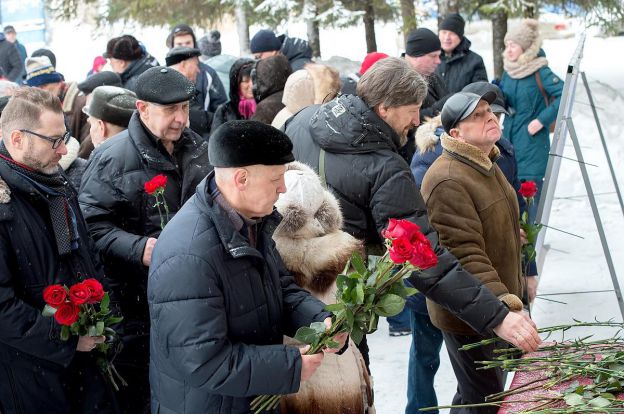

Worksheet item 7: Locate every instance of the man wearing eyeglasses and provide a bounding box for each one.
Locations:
[79,66,211,414]
[0,88,118,412]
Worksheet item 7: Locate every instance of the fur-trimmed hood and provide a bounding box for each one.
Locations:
[415,114,446,155]
[273,161,361,297]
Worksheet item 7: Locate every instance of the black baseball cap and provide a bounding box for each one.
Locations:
[441,91,497,134]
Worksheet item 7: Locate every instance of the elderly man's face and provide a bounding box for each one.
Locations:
[405,51,441,76]
[139,101,189,142]
[240,164,287,217]
[453,100,501,152]
[378,103,421,145]
[17,110,68,174]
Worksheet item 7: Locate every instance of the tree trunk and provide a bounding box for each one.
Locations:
[400,0,417,45]
[437,0,460,28]
[524,1,537,18]
[304,0,321,58]
[492,9,508,80]
[363,0,377,53]
[235,1,250,55]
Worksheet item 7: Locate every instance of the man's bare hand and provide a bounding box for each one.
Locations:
[520,228,528,245]
[493,311,541,352]
[299,345,324,382]
[142,237,157,266]
[77,335,105,352]
[322,317,348,354]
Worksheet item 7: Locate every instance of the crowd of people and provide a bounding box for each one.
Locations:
[0,14,561,414]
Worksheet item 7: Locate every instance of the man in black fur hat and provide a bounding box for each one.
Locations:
[79,66,211,414]
[148,120,347,414]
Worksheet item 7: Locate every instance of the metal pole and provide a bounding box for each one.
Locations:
[581,71,624,217]
[566,117,624,321]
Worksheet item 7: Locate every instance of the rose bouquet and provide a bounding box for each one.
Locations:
[42,279,126,390]
[250,219,438,413]
[144,174,170,229]
[518,180,543,272]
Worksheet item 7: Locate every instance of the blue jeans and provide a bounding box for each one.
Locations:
[405,293,444,414]
[387,307,411,331]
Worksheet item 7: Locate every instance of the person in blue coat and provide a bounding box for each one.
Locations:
[500,19,564,224]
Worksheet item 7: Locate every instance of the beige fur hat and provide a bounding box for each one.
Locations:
[504,19,540,51]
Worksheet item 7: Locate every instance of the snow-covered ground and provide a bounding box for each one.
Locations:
[33,13,624,414]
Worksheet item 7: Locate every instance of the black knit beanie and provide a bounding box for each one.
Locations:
[440,13,465,38]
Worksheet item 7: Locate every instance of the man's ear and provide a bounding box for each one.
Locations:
[233,168,249,191]
[376,104,388,120]
[136,100,149,120]
[449,127,461,139]
[9,130,24,150]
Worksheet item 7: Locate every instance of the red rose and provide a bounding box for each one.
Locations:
[388,237,415,264]
[54,302,80,326]
[43,284,67,307]
[144,174,168,195]
[409,241,438,270]
[383,219,421,242]
[69,282,91,305]
[519,181,538,198]
[83,278,105,304]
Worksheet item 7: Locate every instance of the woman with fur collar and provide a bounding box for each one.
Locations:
[500,19,564,223]
[273,161,375,413]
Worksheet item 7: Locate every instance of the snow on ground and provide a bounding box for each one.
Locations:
[37,14,624,414]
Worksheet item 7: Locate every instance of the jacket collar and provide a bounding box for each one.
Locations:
[441,135,500,176]
[195,172,282,260]
[442,37,472,63]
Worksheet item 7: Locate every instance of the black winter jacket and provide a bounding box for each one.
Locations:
[120,54,159,92]
[283,94,509,335]
[79,113,211,334]
[148,174,328,414]
[0,162,117,414]
[0,33,23,82]
[279,35,313,71]
[421,72,451,121]
[435,37,488,94]
[251,55,292,125]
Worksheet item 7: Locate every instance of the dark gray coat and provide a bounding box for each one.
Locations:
[148,174,328,413]
[435,37,488,94]
[0,33,23,82]
[283,94,509,335]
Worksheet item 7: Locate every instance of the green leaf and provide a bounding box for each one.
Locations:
[336,274,348,291]
[324,303,343,313]
[354,283,365,304]
[42,304,57,317]
[60,325,70,341]
[350,326,363,345]
[588,396,611,408]
[104,316,124,325]
[100,293,110,313]
[294,327,320,345]
[404,287,418,297]
[350,252,367,275]
[310,321,327,334]
[96,321,105,336]
[564,393,584,406]
[367,313,379,333]
[88,325,98,337]
[374,294,405,317]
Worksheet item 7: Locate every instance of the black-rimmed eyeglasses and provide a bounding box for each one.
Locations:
[20,129,71,149]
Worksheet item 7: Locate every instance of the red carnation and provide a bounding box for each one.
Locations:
[69,282,91,305]
[54,302,80,326]
[519,181,538,198]
[144,174,168,195]
[43,285,67,307]
[83,278,105,304]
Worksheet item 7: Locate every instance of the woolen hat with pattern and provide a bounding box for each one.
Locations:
[405,28,441,57]
[250,29,282,53]
[209,120,294,167]
[77,71,122,95]
[440,13,465,38]
[82,86,137,127]
[25,56,63,87]
[135,66,196,105]
[504,18,540,51]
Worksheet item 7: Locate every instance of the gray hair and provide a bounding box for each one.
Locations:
[1,87,62,142]
[356,57,428,109]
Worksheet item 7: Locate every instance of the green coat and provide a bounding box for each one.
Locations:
[500,66,564,180]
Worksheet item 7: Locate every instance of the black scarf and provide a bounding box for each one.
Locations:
[0,142,79,255]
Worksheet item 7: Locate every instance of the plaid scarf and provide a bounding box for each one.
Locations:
[0,142,79,255]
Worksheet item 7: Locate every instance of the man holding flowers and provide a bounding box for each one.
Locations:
[148,121,347,414]
[421,91,539,412]
[0,88,117,412]
[79,66,211,413]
